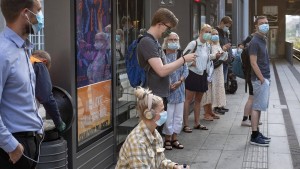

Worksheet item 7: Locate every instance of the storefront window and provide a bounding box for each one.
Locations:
[75,0,112,148]
[115,0,145,148]
[192,3,206,39]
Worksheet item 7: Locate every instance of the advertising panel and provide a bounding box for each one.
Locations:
[75,0,112,146]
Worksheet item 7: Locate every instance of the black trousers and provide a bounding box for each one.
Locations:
[0,134,42,169]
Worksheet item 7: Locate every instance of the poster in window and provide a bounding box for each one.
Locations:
[75,0,112,146]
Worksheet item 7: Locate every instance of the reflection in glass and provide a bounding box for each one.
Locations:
[76,0,112,146]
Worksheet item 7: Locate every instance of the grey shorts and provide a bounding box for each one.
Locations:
[252,79,270,111]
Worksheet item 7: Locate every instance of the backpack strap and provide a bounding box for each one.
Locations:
[176,49,182,59]
[192,40,198,53]
[183,40,197,56]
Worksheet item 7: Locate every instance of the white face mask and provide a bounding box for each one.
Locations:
[237,48,243,54]
[94,42,104,50]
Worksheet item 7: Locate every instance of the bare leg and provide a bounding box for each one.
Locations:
[251,110,260,131]
[194,92,203,126]
[183,90,195,127]
[244,95,253,117]
[172,133,177,141]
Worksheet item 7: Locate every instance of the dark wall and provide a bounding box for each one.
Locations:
[146,0,192,48]
[249,0,286,57]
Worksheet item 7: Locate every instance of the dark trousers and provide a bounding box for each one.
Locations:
[0,134,42,169]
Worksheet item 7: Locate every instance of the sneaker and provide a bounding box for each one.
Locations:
[259,132,271,142]
[214,108,225,115]
[241,120,251,127]
[250,136,269,147]
[221,107,229,112]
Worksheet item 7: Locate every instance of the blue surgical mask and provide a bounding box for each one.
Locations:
[167,42,179,50]
[258,24,269,34]
[28,10,44,34]
[223,26,229,32]
[116,35,121,42]
[211,35,219,42]
[203,33,212,41]
[155,111,167,126]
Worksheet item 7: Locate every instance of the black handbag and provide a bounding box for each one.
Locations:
[213,59,223,69]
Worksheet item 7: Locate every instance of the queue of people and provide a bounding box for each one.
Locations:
[0,1,272,167]
[116,8,272,168]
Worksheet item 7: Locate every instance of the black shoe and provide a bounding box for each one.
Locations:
[214,107,225,115]
[221,107,229,112]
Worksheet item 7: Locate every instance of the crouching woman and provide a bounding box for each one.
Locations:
[116,87,189,169]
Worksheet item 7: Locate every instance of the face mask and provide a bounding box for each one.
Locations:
[258,24,269,34]
[155,111,167,126]
[94,42,104,50]
[27,10,44,34]
[167,42,179,50]
[162,29,172,39]
[203,33,212,41]
[116,35,121,42]
[223,26,229,32]
[211,35,219,42]
[237,48,243,54]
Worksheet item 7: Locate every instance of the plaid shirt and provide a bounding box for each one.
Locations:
[116,120,177,169]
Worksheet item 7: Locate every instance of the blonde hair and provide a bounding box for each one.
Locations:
[134,87,162,120]
[162,32,180,50]
[116,28,124,42]
[199,24,212,33]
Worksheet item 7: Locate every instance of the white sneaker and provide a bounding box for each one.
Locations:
[241,120,251,127]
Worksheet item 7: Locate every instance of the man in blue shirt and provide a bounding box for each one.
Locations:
[0,0,44,168]
[248,16,271,147]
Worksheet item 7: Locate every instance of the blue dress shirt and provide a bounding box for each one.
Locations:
[0,27,43,153]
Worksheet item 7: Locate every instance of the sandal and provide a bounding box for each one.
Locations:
[210,112,220,119]
[164,140,173,150]
[172,140,184,149]
[204,115,214,121]
[182,126,192,133]
[194,124,208,130]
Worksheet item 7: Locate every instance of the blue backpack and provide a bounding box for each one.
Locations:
[125,34,155,88]
[232,52,245,79]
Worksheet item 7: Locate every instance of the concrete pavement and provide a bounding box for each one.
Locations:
[164,59,300,169]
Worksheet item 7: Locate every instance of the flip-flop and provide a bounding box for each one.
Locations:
[182,126,192,133]
[194,124,208,130]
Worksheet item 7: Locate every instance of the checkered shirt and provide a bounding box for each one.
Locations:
[116,120,177,169]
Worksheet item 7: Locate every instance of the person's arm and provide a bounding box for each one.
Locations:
[34,63,65,131]
[148,55,192,77]
[141,39,196,78]
[250,54,265,84]
[0,57,22,163]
